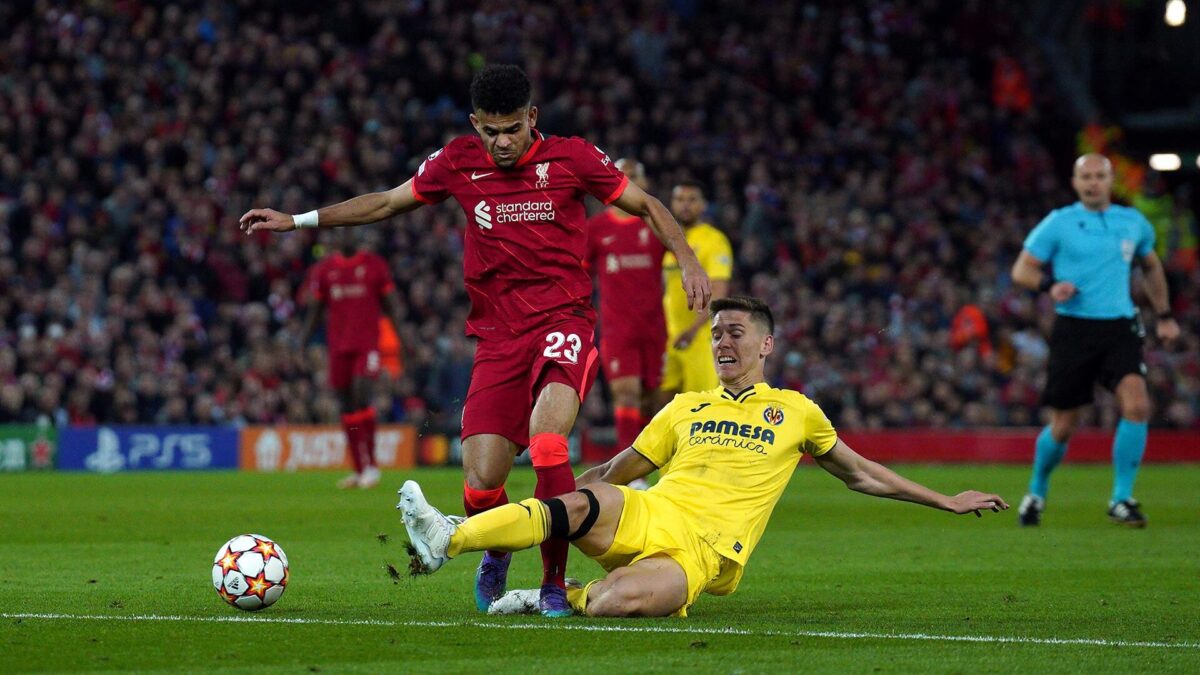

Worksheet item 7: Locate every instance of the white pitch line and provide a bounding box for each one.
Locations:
[2,613,1196,650]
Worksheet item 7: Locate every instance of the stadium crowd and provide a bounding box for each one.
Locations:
[1,0,1197,434]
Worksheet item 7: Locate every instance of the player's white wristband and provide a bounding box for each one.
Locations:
[293,210,319,228]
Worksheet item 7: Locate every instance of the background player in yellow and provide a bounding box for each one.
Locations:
[659,181,732,402]
[400,296,1008,617]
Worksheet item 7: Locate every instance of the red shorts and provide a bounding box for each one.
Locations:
[328,349,381,391]
[461,317,599,449]
[600,331,665,391]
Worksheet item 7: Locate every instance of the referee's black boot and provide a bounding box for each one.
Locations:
[1017,494,1043,527]
[1107,499,1147,528]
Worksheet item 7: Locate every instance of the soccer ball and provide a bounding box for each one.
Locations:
[211,534,289,611]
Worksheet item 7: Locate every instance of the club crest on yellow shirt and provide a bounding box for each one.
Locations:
[763,405,784,426]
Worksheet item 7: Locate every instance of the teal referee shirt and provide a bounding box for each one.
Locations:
[1023,202,1155,319]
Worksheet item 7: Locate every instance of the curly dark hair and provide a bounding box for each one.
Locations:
[711,296,775,335]
[469,64,532,114]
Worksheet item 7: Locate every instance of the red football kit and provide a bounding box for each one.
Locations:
[411,130,628,446]
[304,251,394,390]
[586,209,667,389]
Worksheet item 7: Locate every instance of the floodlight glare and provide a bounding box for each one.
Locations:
[1149,153,1182,171]
[1165,0,1186,26]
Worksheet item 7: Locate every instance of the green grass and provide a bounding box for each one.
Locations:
[1,464,1197,673]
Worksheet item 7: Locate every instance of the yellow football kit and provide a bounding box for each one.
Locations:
[661,223,733,393]
[592,382,837,615]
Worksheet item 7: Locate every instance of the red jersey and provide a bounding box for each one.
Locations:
[586,209,666,340]
[411,130,629,338]
[305,252,395,353]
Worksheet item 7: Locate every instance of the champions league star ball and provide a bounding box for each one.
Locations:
[211,534,289,611]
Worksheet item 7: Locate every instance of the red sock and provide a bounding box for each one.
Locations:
[360,407,377,468]
[530,432,572,588]
[464,482,510,558]
[340,411,364,473]
[614,406,641,458]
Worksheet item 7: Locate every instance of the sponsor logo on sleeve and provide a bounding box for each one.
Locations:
[417,148,443,176]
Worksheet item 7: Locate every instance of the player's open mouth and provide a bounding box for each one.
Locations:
[717,356,736,365]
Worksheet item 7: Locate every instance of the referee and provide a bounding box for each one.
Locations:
[1011,153,1180,528]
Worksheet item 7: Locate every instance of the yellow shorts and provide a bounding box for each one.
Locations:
[659,336,717,393]
[592,485,740,617]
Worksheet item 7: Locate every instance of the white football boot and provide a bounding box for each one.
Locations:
[487,588,541,615]
[397,480,456,574]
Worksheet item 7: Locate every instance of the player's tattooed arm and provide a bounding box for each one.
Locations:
[611,182,711,310]
[239,180,425,233]
[575,448,656,489]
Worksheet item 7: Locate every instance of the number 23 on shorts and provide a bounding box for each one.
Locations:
[543,331,582,364]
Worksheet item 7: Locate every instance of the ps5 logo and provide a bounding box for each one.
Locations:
[85,428,213,473]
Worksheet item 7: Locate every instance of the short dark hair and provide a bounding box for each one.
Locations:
[470,65,532,114]
[711,296,774,335]
[673,179,707,199]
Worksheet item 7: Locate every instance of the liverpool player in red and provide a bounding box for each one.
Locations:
[300,229,406,489]
[586,158,665,482]
[240,65,710,617]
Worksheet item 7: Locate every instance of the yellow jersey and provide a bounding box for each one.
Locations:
[662,223,732,337]
[632,382,837,568]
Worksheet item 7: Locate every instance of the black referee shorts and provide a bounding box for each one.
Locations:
[1041,315,1147,410]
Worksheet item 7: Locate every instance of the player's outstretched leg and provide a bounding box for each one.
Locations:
[397,481,457,574]
[399,485,554,577]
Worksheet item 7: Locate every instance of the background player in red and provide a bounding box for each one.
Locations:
[300,228,406,489]
[586,158,666,486]
[240,65,711,616]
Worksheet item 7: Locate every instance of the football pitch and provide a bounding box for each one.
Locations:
[1,464,1197,673]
